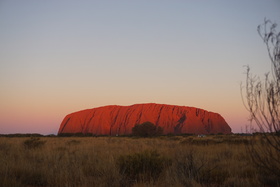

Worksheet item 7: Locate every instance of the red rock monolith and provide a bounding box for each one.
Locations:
[58,103,231,135]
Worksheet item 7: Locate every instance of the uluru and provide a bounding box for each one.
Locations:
[58,103,232,135]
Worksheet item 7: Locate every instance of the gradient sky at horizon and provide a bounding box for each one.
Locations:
[1,0,280,134]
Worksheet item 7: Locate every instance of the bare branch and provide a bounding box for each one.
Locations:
[241,19,280,180]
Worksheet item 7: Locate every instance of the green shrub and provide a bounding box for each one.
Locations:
[132,122,163,137]
[23,137,46,149]
[117,150,170,185]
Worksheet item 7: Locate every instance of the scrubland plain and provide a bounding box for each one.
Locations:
[0,135,278,187]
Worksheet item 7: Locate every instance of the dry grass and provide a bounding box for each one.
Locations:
[0,135,277,187]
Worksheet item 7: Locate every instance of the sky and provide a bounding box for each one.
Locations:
[0,0,280,135]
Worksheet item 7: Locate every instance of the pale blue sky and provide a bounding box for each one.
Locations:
[0,0,280,134]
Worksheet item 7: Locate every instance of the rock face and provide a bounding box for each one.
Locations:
[58,103,231,135]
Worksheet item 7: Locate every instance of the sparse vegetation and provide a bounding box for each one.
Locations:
[0,135,278,186]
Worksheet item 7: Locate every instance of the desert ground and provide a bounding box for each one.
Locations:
[0,134,278,187]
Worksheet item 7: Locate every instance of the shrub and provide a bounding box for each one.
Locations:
[117,150,170,185]
[23,137,46,149]
[175,149,204,184]
[132,122,163,137]
[174,149,227,185]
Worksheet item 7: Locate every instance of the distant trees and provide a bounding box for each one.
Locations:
[242,19,280,183]
[0,133,44,137]
[132,122,163,137]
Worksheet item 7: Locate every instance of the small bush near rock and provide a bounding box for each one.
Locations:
[132,122,163,137]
